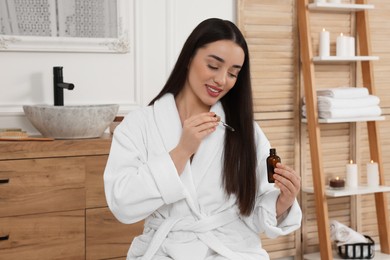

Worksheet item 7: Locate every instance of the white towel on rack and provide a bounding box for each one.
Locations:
[301,105,382,119]
[303,95,380,110]
[330,220,372,258]
[330,220,367,246]
[317,87,369,99]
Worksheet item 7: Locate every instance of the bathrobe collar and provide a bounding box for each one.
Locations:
[153,93,226,208]
[153,93,182,153]
[153,93,225,150]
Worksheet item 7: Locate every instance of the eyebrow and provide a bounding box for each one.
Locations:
[208,54,242,69]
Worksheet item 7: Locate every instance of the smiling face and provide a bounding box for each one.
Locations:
[181,40,245,110]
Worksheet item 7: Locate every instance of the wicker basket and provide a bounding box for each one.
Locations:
[337,235,375,259]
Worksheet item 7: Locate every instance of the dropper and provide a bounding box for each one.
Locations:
[214,114,235,132]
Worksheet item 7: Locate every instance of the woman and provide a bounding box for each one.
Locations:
[104,18,301,260]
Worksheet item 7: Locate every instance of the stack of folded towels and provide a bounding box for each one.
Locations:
[302,87,382,119]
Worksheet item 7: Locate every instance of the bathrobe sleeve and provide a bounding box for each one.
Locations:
[243,123,302,239]
[104,109,187,224]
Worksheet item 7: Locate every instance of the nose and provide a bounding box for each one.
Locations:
[213,70,227,86]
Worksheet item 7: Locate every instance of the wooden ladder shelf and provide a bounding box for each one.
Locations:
[297,0,390,259]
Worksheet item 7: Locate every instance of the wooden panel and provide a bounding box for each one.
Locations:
[358,4,390,244]
[301,122,354,253]
[238,0,301,258]
[238,0,298,113]
[86,155,109,208]
[0,157,85,217]
[256,118,301,258]
[86,207,144,260]
[261,233,297,259]
[0,210,85,259]
[367,1,390,107]
[0,134,112,160]
[356,6,390,250]
[257,119,297,167]
[357,119,390,245]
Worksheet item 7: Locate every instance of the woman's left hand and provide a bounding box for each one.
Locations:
[273,163,301,217]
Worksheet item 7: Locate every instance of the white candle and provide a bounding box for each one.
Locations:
[348,36,355,57]
[336,33,348,57]
[346,160,358,188]
[319,28,330,57]
[367,160,379,187]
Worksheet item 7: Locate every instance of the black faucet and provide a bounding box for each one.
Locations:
[53,66,75,106]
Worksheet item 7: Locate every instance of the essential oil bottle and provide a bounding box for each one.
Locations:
[267,148,281,183]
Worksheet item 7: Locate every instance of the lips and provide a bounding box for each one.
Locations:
[206,85,222,98]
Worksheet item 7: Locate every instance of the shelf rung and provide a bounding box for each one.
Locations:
[304,251,390,260]
[303,185,390,197]
[301,116,385,124]
[308,3,374,12]
[313,56,379,63]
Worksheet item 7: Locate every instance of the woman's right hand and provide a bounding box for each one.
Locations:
[180,112,219,156]
[169,112,219,174]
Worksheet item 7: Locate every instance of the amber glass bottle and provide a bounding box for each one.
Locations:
[266,148,281,183]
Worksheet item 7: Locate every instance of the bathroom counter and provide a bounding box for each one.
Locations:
[0,134,143,260]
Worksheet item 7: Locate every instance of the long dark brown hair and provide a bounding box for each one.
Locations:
[149,18,257,216]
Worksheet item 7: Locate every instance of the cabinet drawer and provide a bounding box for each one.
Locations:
[0,157,85,217]
[0,210,85,259]
[86,207,144,260]
[86,155,108,208]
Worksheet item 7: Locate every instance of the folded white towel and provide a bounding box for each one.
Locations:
[303,95,380,110]
[302,105,381,119]
[317,87,369,99]
[330,220,367,246]
[330,220,373,258]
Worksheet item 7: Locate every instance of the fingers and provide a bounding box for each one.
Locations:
[183,112,219,134]
[274,163,300,184]
[186,112,218,126]
[273,164,300,214]
[273,163,301,195]
[178,112,220,156]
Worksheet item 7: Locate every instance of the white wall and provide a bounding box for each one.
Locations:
[0,0,235,134]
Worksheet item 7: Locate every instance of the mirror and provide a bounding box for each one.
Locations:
[0,0,131,53]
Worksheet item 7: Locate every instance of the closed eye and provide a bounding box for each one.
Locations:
[207,64,218,70]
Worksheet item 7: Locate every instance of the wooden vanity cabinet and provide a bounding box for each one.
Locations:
[0,135,143,260]
[85,153,144,260]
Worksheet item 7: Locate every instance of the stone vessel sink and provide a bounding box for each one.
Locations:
[23,104,119,139]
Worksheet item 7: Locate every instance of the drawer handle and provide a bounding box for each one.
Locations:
[0,179,9,184]
[0,235,9,241]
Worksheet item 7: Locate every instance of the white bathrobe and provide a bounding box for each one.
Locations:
[104,93,302,260]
